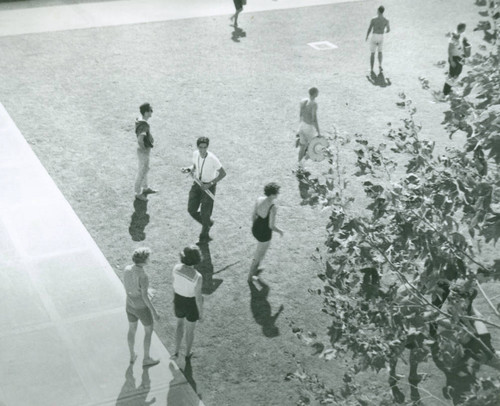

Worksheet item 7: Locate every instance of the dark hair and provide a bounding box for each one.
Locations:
[197,136,210,147]
[457,23,466,32]
[140,103,152,115]
[264,182,280,196]
[180,245,202,266]
[378,5,385,14]
[308,87,318,97]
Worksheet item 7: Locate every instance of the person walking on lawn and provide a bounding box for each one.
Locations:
[248,182,284,282]
[297,87,320,164]
[443,23,468,96]
[182,137,226,244]
[135,102,157,201]
[366,5,391,74]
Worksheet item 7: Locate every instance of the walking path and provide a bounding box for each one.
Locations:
[0,102,203,405]
[0,0,361,37]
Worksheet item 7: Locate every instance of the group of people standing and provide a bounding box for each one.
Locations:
[129,100,284,364]
[126,3,471,367]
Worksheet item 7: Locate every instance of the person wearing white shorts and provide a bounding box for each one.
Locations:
[297,87,320,163]
[366,6,390,74]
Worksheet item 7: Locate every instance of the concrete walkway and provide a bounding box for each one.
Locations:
[0,102,203,406]
[0,0,361,37]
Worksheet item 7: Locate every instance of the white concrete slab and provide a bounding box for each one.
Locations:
[0,102,203,406]
[0,0,363,37]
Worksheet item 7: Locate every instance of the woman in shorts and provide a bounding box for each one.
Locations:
[172,245,204,359]
[248,182,284,281]
[124,247,160,367]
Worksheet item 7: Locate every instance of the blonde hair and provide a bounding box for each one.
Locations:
[132,247,151,264]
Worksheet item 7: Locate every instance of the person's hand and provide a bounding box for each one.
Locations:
[181,167,191,174]
[450,60,456,68]
[201,183,212,191]
[198,314,203,323]
[278,230,284,237]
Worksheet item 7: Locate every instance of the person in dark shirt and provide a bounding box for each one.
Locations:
[134,103,157,201]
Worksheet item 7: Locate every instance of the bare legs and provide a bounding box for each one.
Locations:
[230,8,242,26]
[175,318,197,357]
[370,52,383,73]
[127,321,138,362]
[127,321,158,365]
[143,324,155,362]
[248,240,271,281]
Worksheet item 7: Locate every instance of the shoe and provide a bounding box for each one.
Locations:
[135,193,148,201]
[142,187,158,195]
[142,358,160,367]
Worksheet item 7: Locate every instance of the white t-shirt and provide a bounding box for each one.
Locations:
[192,150,222,183]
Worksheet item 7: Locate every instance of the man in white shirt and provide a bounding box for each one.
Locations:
[182,137,226,243]
[443,23,467,96]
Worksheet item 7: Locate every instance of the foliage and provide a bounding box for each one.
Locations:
[291,1,500,404]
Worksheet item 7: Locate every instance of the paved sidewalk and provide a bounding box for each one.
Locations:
[0,102,202,406]
[0,0,361,37]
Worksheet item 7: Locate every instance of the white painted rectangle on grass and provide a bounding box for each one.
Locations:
[307,41,338,50]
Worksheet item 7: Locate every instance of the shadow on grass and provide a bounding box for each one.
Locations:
[129,198,150,242]
[231,24,246,42]
[116,363,155,406]
[248,278,284,338]
[366,71,392,87]
[180,357,198,396]
[195,242,223,295]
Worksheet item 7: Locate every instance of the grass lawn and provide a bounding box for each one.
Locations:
[0,0,498,404]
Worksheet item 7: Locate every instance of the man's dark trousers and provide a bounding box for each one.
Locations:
[188,182,216,239]
[443,56,463,95]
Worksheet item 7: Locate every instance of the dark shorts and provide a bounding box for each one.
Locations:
[126,305,153,326]
[174,293,199,322]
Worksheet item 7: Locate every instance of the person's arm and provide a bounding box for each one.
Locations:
[385,19,390,33]
[201,166,226,190]
[140,275,159,321]
[366,20,373,40]
[194,276,204,321]
[137,132,147,149]
[251,200,258,222]
[299,100,305,121]
[269,206,284,237]
[181,152,196,174]
[312,104,320,136]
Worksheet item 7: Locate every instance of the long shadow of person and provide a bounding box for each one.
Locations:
[129,198,150,241]
[166,362,201,403]
[248,279,284,337]
[195,242,223,295]
[231,24,246,42]
[116,364,156,406]
[181,356,198,394]
[366,71,392,87]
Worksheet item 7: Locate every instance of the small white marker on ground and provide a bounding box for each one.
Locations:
[307,41,338,50]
